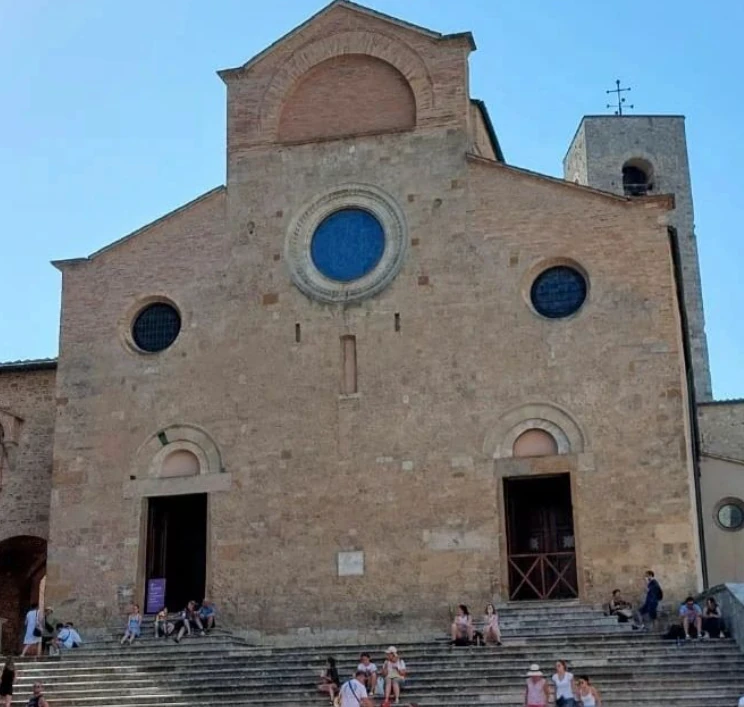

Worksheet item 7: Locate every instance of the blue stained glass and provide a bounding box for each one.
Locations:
[531,266,587,319]
[311,209,385,282]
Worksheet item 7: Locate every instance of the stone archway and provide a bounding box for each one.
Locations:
[0,535,47,652]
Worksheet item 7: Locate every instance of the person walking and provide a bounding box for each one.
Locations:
[636,570,663,631]
[20,605,42,657]
[551,660,577,707]
[524,664,549,707]
[576,675,602,707]
[0,657,16,707]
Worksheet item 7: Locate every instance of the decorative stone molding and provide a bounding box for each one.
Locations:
[483,402,587,459]
[259,30,434,141]
[285,183,408,303]
[133,424,223,480]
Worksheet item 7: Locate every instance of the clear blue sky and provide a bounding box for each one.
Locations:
[1,0,742,398]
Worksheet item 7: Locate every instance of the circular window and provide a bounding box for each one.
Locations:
[716,499,744,531]
[310,209,385,282]
[131,302,181,352]
[285,184,408,304]
[531,266,587,319]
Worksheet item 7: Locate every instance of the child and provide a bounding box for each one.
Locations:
[154,607,173,638]
[0,657,16,707]
[121,603,142,645]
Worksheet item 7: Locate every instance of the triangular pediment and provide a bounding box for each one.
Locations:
[218,0,473,79]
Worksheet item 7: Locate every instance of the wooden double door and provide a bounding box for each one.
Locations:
[504,474,579,600]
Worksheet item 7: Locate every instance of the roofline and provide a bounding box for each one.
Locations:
[0,359,57,373]
[699,398,744,406]
[564,114,687,164]
[52,185,225,269]
[218,0,474,80]
[466,153,675,208]
[471,99,505,163]
[701,452,744,467]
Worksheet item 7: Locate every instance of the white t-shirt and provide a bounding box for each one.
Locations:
[552,672,574,700]
[357,662,377,675]
[384,658,406,679]
[339,678,368,707]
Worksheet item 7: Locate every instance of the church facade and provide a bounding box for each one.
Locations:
[1,0,742,644]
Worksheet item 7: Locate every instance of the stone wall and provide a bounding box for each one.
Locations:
[0,366,56,543]
[44,3,702,635]
[699,401,744,461]
[563,115,712,404]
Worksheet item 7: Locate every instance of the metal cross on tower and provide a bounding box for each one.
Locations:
[606,79,633,115]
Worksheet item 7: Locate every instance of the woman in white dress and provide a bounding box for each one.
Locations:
[20,604,42,657]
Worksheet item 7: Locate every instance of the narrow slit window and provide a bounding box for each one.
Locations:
[394,313,401,332]
[295,323,301,343]
[341,335,357,394]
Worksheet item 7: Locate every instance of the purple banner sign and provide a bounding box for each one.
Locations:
[146,578,166,615]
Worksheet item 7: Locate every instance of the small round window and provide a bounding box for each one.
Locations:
[531,266,588,319]
[132,302,181,353]
[716,499,744,531]
[310,208,385,282]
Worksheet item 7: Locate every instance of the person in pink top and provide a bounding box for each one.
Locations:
[524,664,549,707]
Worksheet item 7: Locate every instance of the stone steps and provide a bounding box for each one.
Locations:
[10,604,744,707]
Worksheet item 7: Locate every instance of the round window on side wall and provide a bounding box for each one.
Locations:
[131,301,181,353]
[715,498,744,532]
[530,264,588,319]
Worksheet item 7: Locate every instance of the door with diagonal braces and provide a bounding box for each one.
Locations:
[504,474,578,600]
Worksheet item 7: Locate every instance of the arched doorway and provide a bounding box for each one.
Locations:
[0,535,47,652]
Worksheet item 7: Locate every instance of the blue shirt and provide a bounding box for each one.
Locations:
[679,603,702,618]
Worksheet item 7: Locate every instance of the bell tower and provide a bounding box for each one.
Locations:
[564,114,712,402]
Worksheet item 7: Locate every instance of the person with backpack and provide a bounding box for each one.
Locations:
[635,570,663,630]
[338,669,374,707]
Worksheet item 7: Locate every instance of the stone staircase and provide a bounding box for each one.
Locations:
[11,602,744,706]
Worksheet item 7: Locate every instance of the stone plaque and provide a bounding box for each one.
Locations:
[337,551,364,577]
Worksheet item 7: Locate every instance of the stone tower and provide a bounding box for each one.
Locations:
[564,115,712,402]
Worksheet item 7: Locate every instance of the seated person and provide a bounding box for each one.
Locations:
[56,622,82,649]
[702,597,724,638]
[339,670,374,707]
[608,589,633,623]
[381,646,407,706]
[154,607,174,638]
[679,596,703,639]
[198,599,216,632]
[356,652,378,695]
[450,604,474,644]
[317,657,340,704]
[174,601,205,643]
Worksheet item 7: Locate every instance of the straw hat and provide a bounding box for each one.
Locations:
[386,646,398,655]
[526,664,544,677]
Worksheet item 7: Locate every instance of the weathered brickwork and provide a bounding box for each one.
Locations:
[0,1,710,639]
[699,401,744,460]
[564,116,713,403]
[0,367,56,543]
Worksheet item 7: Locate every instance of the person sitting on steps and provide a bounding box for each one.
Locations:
[608,589,633,623]
[702,597,725,638]
[356,653,378,695]
[173,600,205,643]
[198,599,216,633]
[26,682,48,707]
[55,622,82,650]
[121,603,142,645]
[381,646,407,706]
[450,604,474,645]
[483,603,502,645]
[154,606,173,638]
[317,656,340,705]
[679,596,703,640]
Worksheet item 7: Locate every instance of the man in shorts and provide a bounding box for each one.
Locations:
[679,596,703,639]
